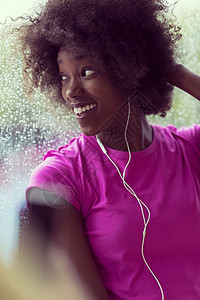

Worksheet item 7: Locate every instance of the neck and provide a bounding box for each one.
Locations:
[97,113,153,152]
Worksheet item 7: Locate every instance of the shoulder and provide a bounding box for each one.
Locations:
[44,134,91,161]
[26,134,103,211]
[153,124,200,145]
[28,134,84,187]
[44,133,100,162]
[34,133,97,173]
[26,134,86,209]
[151,124,200,161]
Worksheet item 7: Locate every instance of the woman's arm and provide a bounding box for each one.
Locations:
[21,188,109,300]
[167,64,200,101]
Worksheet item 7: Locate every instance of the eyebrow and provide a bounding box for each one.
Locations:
[57,55,86,65]
[74,55,85,61]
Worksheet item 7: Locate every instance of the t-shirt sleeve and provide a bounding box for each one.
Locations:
[26,152,82,212]
[177,124,200,149]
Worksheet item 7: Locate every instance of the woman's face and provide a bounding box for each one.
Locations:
[57,48,128,136]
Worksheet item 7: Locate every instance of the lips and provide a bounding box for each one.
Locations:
[73,103,97,119]
[74,103,96,114]
[69,100,97,118]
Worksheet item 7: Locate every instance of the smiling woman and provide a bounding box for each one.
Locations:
[57,49,130,137]
[1,0,200,299]
[17,1,200,299]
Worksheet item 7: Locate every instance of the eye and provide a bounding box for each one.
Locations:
[82,68,95,77]
[60,74,69,82]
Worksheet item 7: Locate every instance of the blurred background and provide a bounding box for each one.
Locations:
[0,0,199,266]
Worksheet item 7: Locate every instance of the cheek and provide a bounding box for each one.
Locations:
[61,87,71,110]
[61,86,66,100]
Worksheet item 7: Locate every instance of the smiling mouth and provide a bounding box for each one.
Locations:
[73,103,97,118]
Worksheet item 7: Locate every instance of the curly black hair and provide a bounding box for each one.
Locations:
[20,0,181,116]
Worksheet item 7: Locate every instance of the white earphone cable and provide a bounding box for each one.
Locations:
[95,99,164,300]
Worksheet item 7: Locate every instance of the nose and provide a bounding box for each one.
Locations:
[65,78,84,100]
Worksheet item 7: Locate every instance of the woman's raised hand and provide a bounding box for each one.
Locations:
[167,64,200,101]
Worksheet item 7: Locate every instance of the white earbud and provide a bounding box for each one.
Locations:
[96,136,107,154]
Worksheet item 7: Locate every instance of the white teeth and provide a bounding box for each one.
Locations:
[77,107,82,114]
[74,104,96,115]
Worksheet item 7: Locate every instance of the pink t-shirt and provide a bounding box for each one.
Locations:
[26,125,200,299]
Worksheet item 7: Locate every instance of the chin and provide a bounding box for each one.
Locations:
[80,126,101,137]
[80,128,95,136]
